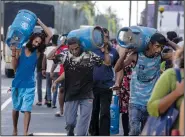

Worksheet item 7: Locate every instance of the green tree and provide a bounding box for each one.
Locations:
[72,1,95,25]
[105,7,119,37]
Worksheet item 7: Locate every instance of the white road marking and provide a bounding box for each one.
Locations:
[33,132,68,136]
[1,97,12,111]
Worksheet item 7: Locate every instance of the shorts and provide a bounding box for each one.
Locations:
[58,80,65,88]
[11,87,35,113]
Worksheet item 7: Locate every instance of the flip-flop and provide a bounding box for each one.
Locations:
[7,88,11,93]
[36,102,42,106]
[55,112,64,117]
[52,106,57,109]
[28,133,34,136]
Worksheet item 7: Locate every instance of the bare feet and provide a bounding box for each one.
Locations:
[12,130,17,136]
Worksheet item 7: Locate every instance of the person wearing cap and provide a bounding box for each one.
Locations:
[114,33,178,136]
[47,37,111,136]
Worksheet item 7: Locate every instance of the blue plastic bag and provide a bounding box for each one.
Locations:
[141,105,179,135]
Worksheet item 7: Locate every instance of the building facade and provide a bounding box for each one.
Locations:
[140,1,184,38]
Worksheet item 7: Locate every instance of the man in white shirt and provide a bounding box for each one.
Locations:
[42,35,61,108]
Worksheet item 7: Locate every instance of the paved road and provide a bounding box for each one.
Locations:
[1,57,123,136]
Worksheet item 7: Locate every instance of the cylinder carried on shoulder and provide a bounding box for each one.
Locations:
[110,91,120,135]
[67,26,104,51]
[116,26,157,52]
[6,9,37,49]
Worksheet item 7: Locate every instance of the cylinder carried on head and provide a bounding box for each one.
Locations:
[116,26,157,52]
[6,9,37,49]
[67,26,104,51]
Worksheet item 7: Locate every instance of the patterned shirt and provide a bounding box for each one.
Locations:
[54,50,103,101]
[130,52,161,106]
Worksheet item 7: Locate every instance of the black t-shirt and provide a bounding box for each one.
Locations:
[37,53,44,72]
[54,50,103,101]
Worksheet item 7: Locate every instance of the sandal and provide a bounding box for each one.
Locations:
[7,88,12,93]
[55,111,64,117]
[36,102,42,106]
[52,105,57,109]
[28,133,34,136]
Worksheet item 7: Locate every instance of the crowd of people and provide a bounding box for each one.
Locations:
[9,18,184,136]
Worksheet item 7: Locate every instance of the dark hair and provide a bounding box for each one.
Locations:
[173,37,183,44]
[111,38,117,44]
[29,32,45,43]
[150,33,168,45]
[52,34,59,45]
[162,48,173,53]
[41,30,47,38]
[102,27,109,38]
[26,32,46,53]
[67,37,80,46]
[37,44,46,53]
[167,31,177,41]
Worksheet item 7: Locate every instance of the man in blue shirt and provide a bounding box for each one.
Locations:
[10,19,52,136]
[89,28,120,136]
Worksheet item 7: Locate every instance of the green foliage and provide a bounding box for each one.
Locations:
[61,1,120,36]
[105,7,119,36]
[72,1,95,25]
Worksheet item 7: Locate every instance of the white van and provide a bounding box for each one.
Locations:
[3,26,57,78]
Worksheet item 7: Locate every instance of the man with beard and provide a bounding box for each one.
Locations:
[10,18,52,136]
[114,33,179,136]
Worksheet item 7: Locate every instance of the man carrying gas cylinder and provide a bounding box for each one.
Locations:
[10,18,52,136]
[47,26,112,135]
[89,28,121,136]
[114,30,180,136]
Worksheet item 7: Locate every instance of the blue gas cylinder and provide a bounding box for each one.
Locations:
[67,26,104,51]
[6,9,37,49]
[116,26,158,52]
[110,91,120,135]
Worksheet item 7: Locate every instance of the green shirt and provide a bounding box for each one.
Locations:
[160,61,166,71]
[147,68,184,128]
